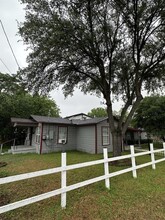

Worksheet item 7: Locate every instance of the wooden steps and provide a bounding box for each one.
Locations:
[10,145,36,154]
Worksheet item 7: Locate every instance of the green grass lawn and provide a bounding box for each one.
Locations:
[135,141,164,150]
[0,151,165,220]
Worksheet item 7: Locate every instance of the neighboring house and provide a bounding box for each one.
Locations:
[124,128,153,149]
[11,114,113,154]
[124,127,141,145]
[140,130,148,140]
[65,113,92,120]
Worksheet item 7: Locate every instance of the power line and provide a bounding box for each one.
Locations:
[0,19,20,69]
[0,57,12,74]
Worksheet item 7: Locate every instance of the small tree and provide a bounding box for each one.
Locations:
[18,0,165,156]
[0,73,60,141]
[88,107,107,117]
[133,96,165,138]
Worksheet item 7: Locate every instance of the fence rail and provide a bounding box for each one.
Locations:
[0,139,16,154]
[0,143,165,214]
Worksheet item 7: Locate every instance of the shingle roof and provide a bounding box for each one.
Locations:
[11,115,108,127]
[30,115,72,124]
[30,115,108,125]
[72,117,108,125]
[11,117,36,124]
[11,117,37,127]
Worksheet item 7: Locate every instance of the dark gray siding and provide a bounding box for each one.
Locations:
[76,126,95,154]
[41,124,76,153]
[32,120,113,154]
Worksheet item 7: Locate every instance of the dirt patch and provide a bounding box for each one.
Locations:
[109,159,132,166]
[0,162,7,168]
[0,215,10,220]
[0,194,10,206]
[0,195,10,220]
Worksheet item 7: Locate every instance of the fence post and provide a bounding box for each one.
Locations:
[163,142,165,158]
[61,152,67,209]
[130,145,137,178]
[150,143,156,170]
[103,148,110,189]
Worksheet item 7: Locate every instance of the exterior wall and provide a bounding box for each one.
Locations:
[96,121,113,154]
[41,124,77,153]
[56,125,77,152]
[76,126,95,154]
[33,122,113,154]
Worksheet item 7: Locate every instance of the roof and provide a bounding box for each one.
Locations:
[30,115,72,125]
[11,115,108,127]
[11,118,35,124]
[11,117,37,127]
[30,115,108,125]
[65,113,92,119]
[72,117,108,125]
[11,115,139,132]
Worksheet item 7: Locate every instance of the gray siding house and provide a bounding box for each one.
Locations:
[11,113,113,154]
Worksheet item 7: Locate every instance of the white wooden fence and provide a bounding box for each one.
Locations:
[0,143,165,214]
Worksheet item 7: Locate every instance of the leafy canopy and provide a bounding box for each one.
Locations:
[133,96,165,136]
[19,0,165,97]
[0,73,60,141]
[0,72,24,94]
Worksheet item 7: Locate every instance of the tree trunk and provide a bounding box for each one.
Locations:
[105,96,123,157]
[112,131,122,157]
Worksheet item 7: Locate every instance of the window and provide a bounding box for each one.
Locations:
[49,130,54,140]
[102,127,110,146]
[35,127,41,144]
[58,126,67,144]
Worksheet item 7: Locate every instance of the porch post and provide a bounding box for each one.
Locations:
[40,123,43,154]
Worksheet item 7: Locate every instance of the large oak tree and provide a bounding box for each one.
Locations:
[18,0,165,156]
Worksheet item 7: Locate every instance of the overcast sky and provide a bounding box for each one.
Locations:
[0,0,122,117]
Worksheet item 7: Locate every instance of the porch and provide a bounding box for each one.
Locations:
[10,145,37,154]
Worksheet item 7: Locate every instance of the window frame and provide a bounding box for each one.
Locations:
[58,126,68,144]
[101,126,110,146]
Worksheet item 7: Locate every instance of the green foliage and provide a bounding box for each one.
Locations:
[133,96,165,136]
[18,0,165,96]
[88,107,107,117]
[135,142,163,150]
[0,73,21,94]
[0,73,60,141]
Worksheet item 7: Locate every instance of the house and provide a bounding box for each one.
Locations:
[11,114,113,154]
[11,113,142,154]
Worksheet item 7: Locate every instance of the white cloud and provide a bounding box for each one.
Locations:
[50,88,105,117]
